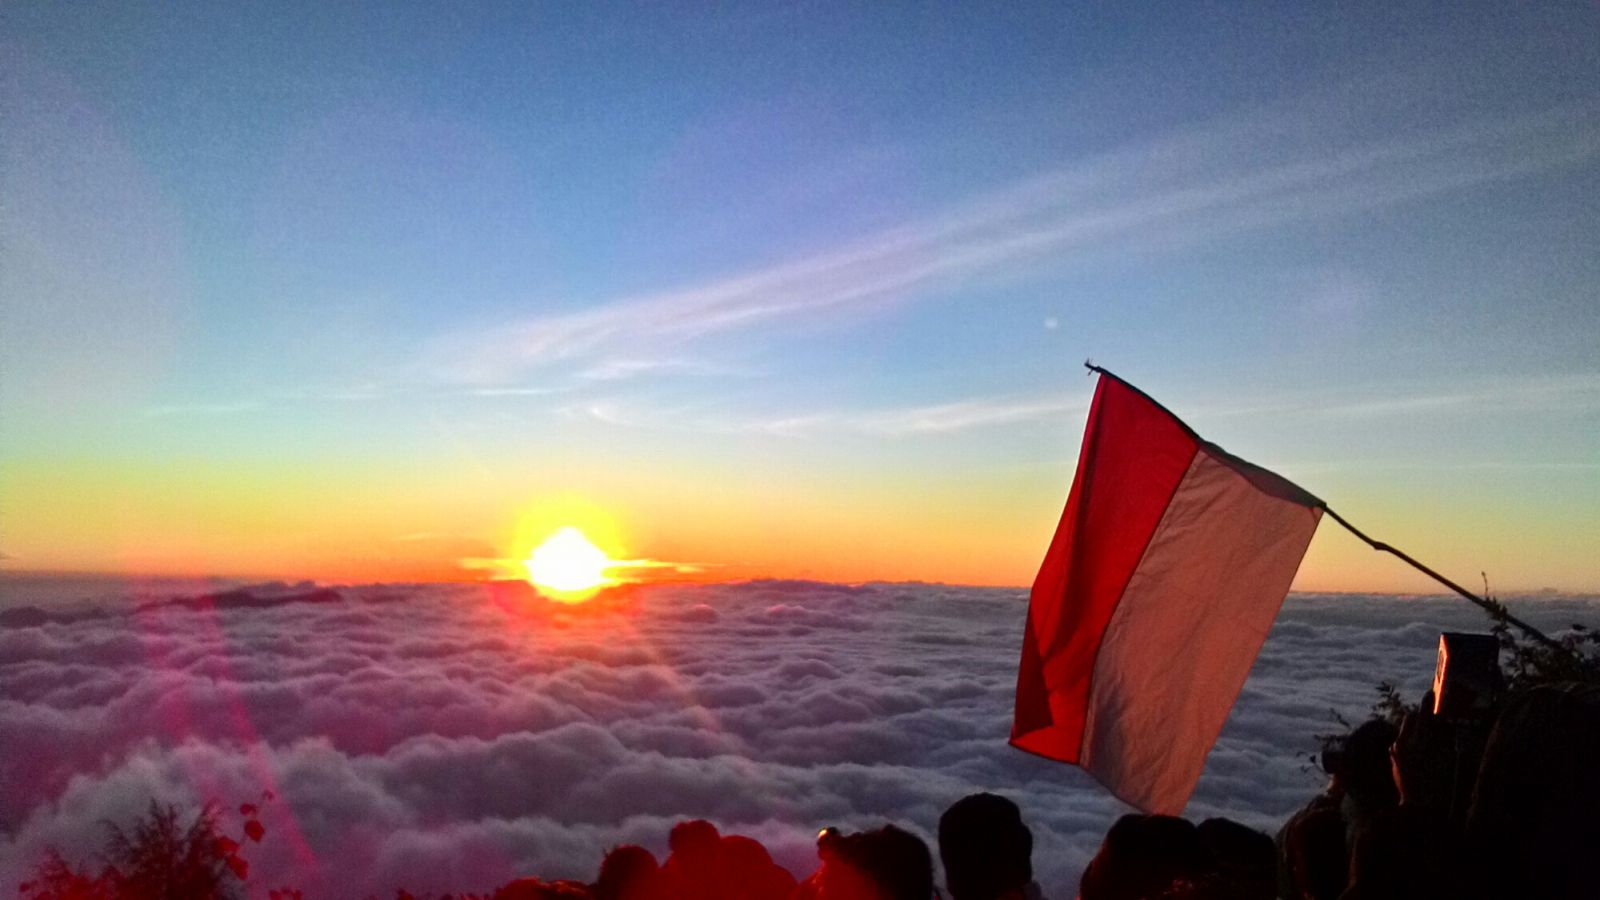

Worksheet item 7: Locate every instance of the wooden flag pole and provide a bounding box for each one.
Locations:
[1320,506,1569,656]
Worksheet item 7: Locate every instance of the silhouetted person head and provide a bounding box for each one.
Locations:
[668,819,721,860]
[721,834,798,899]
[1079,814,1207,900]
[661,820,725,900]
[1195,818,1274,900]
[593,844,660,900]
[1342,718,1400,814]
[938,793,1033,900]
[494,878,595,900]
[814,824,934,900]
[1390,691,1466,817]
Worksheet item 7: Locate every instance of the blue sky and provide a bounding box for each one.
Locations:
[2,2,1597,588]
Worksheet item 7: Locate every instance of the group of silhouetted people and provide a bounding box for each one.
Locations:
[1081,682,1600,900]
[487,683,1598,900]
[488,792,1279,900]
[1277,682,1600,900]
[490,793,1043,900]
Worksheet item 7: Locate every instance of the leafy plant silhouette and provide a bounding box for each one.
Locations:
[19,794,280,900]
[1308,581,1600,765]
[1478,579,1600,689]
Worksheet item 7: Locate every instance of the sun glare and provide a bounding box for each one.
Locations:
[525,526,613,600]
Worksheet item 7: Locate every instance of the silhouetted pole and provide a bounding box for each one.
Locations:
[1320,506,1568,655]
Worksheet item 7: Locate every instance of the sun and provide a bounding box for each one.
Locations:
[524,526,614,599]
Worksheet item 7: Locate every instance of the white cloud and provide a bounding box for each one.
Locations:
[2,582,1595,896]
[578,358,749,383]
[1131,371,1600,428]
[141,401,264,418]
[741,395,1089,437]
[422,103,1600,385]
[518,390,1089,438]
[528,365,1600,443]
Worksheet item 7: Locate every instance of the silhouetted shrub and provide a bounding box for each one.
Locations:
[19,797,276,900]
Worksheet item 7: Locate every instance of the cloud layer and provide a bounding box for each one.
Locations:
[3,581,1596,896]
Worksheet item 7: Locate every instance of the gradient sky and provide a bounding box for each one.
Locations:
[3,2,1597,591]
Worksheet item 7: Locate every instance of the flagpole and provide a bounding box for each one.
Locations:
[1319,506,1568,655]
[1080,360,1569,656]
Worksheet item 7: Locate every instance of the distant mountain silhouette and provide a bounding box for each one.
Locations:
[0,585,362,628]
[141,586,343,612]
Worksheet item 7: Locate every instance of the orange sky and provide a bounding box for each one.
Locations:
[4,446,1594,594]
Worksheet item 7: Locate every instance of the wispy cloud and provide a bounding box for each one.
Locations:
[554,370,1600,443]
[141,401,263,418]
[457,553,708,581]
[742,394,1089,437]
[462,385,568,397]
[552,400,662,429]
[1178,373,1600,422]
[548,391,1089,438]
[577,357,749,383]
[1280,460,1600,475]
[307,385,387,402]
[136,385,390,417]
[424,102,1600,385]
[609,557,717,577]
[1308,374,1600,419]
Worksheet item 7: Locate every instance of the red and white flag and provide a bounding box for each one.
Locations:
[1012,368,1323,813]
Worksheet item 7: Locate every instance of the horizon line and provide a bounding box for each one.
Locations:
[1,565,1593,599]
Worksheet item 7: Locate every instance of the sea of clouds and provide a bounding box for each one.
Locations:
[2,579,1596,897]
